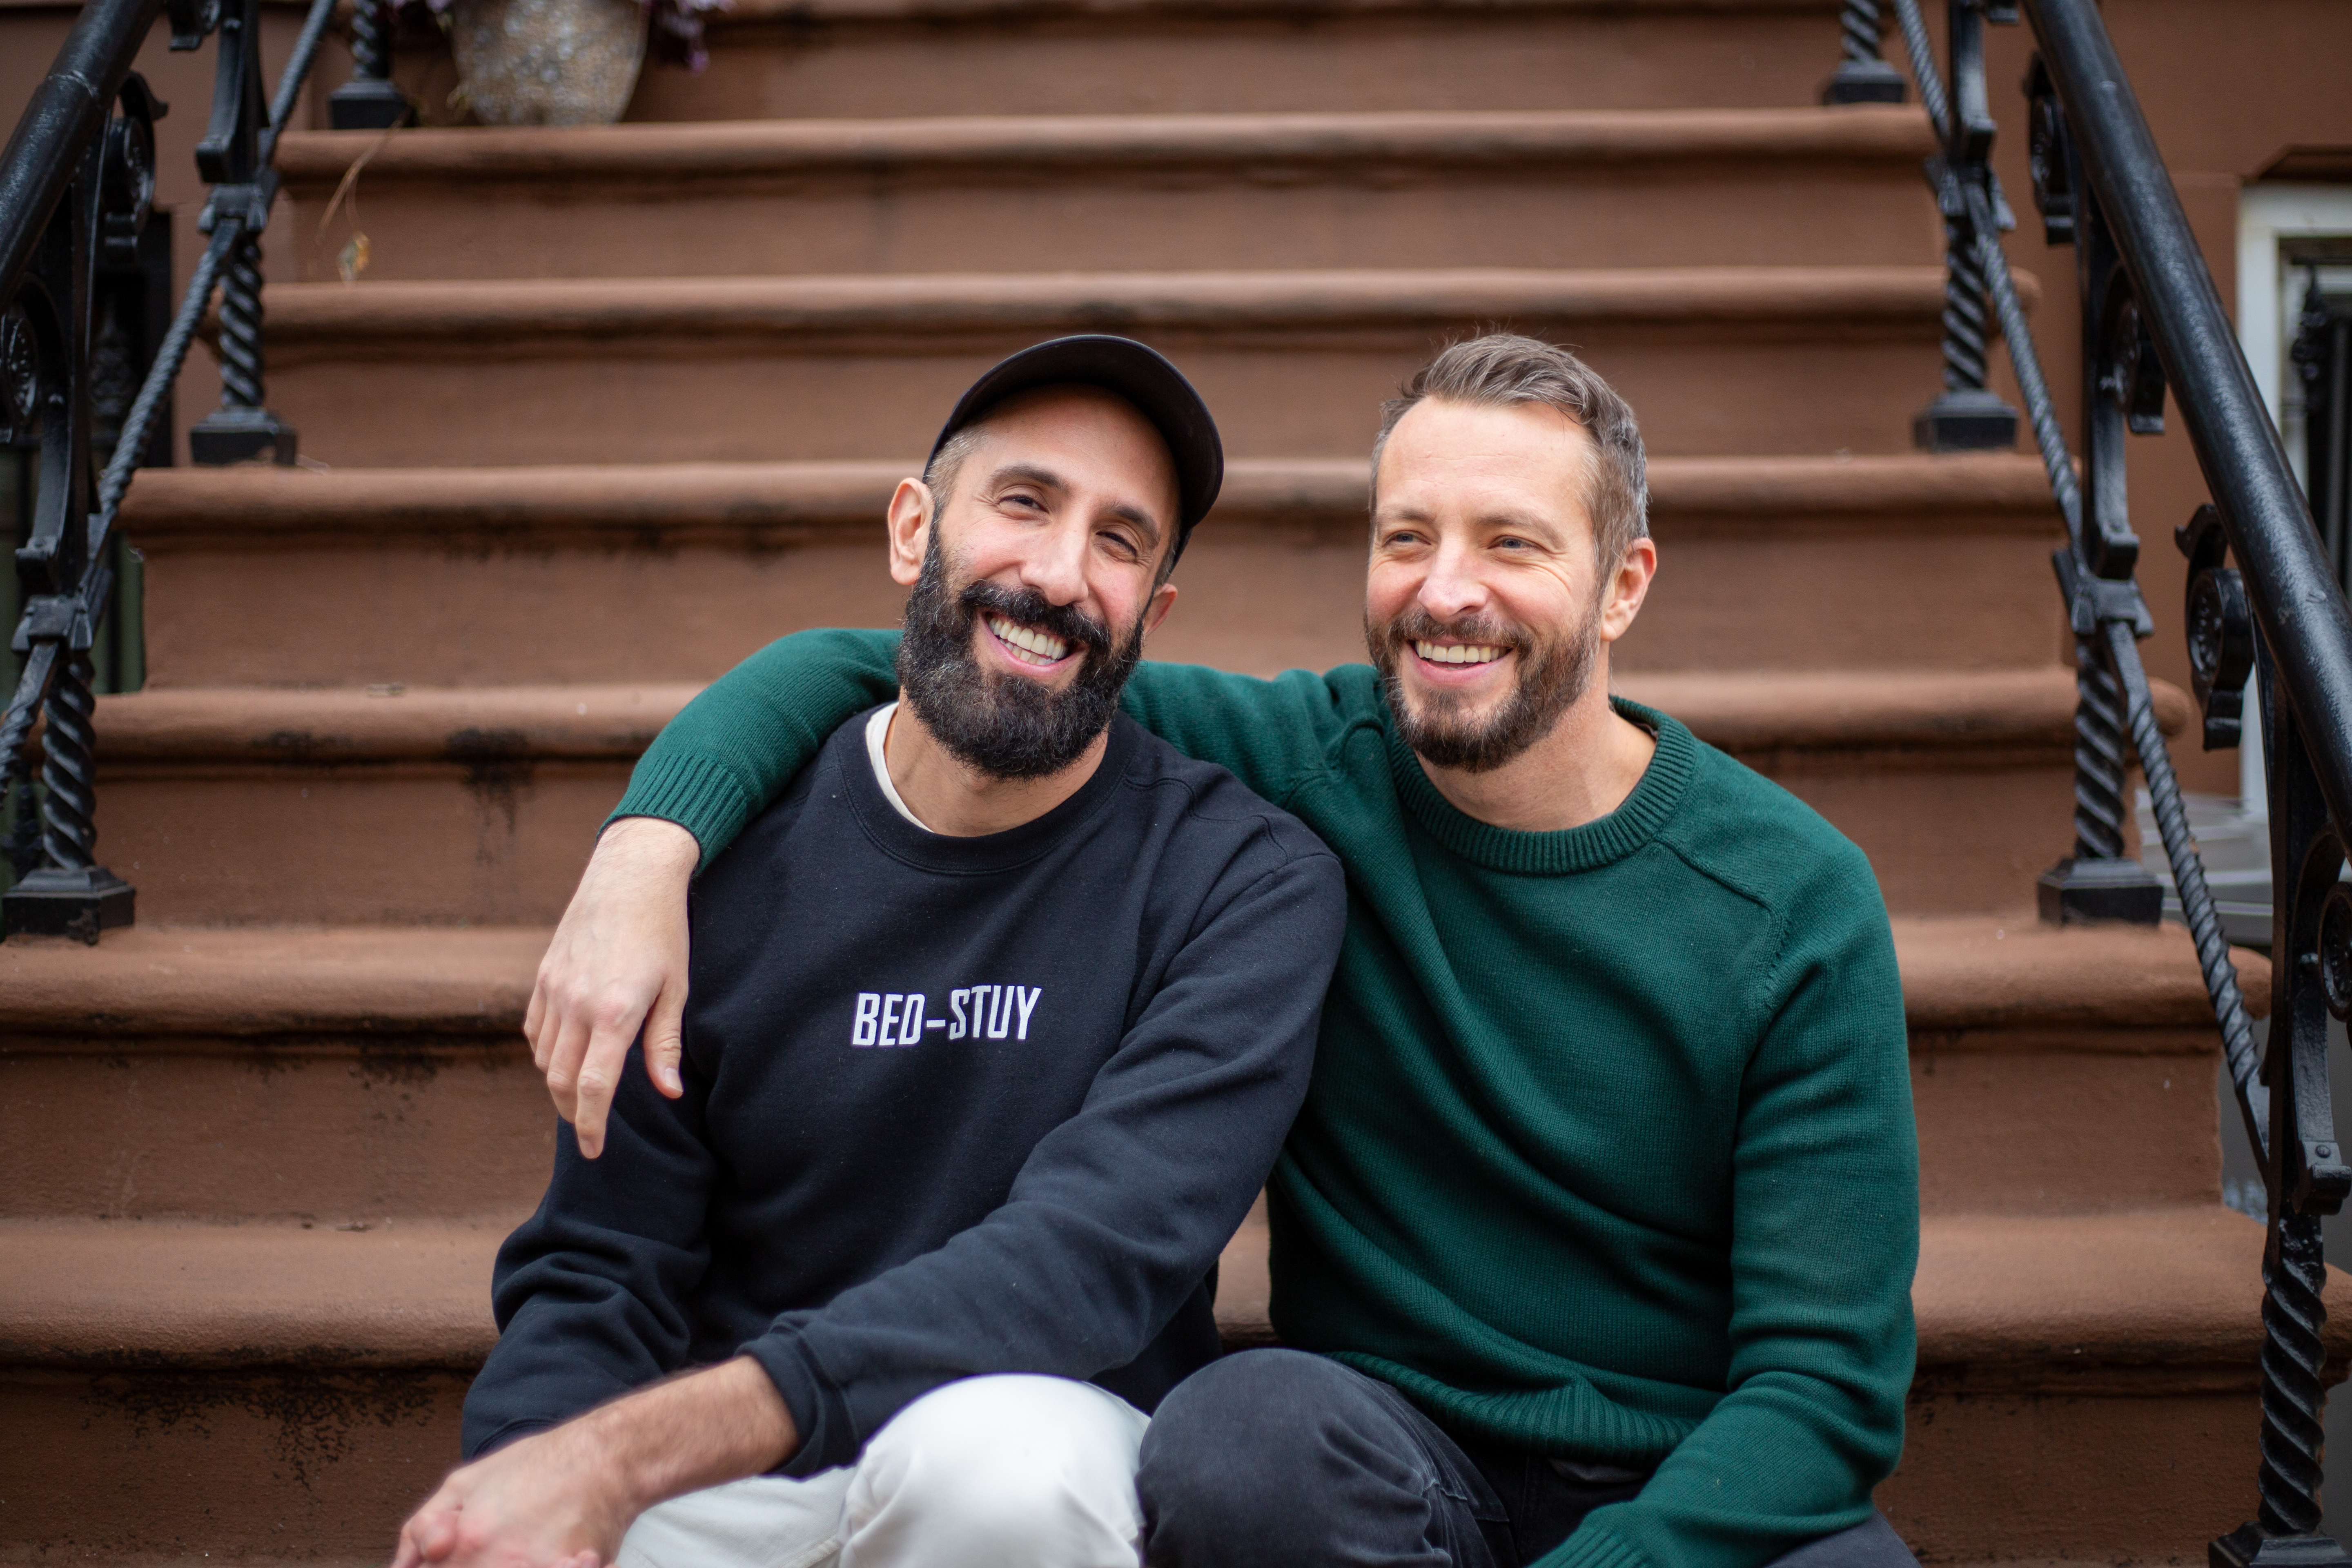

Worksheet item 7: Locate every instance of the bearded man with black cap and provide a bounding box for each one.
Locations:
[388,338,1345,1568]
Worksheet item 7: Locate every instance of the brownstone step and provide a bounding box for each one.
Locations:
[0,1207,2320,1564]
[246,266,1988,465]
[120,453,2062,688]
[276,109,1936,281]
[0,914,2245,1222]
[66,669,2160,922]
[612,0,1855,120]
[1893,917,2258,1215]
[0,926,551,1222]
[0,915,2245,1224]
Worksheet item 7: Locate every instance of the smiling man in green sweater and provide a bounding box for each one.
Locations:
[527,334,1918,1568]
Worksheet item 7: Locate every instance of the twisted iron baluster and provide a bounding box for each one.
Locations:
[214,229,265,413]
[1889,0,1950,137]
[1940,218,1996,397]
[1838,0,1883,70]
[2258,1212,2332,1537]
[350,0,390,84]
[1823,0,1907,104]
[328,0,413,129]
[189,220,295,465]
[2106,620,2267,1155]
[2069,636,2130,860]
[36,652,100,873]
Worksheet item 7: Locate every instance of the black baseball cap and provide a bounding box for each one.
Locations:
[929,336,1224,562]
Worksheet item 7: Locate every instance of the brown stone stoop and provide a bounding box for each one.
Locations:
[0,0,2316,1560]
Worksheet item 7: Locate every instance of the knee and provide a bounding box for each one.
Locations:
[845,1376,1147,1568]
[1143,1349,1352,1491]
[1139,1350,1367,1550]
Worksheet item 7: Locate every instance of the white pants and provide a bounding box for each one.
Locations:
[617,1375,1152,1568]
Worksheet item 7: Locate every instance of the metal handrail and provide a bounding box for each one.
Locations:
[1844,2,2352,1557]
[2030,0,2352,849]
[0,0,167,307]
[0,0,356,940]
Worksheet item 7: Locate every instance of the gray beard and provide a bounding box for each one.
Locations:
[895,534,1147,781]
[1366,592,1604,774]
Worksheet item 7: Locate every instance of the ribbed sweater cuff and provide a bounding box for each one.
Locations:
[1532,1522,1650,1568]
[606,752,757,871]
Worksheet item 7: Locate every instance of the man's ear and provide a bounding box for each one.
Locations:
[1597,536,1657,645]
[1140,580,1179,645]
[887,479,934,588]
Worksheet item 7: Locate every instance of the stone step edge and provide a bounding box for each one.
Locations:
[0,1207,2316,1390]
[0,916,2255,1039]
[120,454,2060,545]
[88,667,2172,769]
[251,266,2001,350]
[275,107,1930,188]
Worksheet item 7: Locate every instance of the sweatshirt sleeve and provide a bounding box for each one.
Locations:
[746,834,1348,1474]
[459,1045,720,1459]
[610,625,1368,866]
[1537,848,1918,1568]
[609,628,904,866]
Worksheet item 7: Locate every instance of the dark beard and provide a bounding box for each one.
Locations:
[896,535,1147,780]
[1366,594,1603,774]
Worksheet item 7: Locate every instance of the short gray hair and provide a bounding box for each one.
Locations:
[1372,334,1650,570]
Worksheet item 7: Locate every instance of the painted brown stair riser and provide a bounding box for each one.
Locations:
[274,110,1939,283]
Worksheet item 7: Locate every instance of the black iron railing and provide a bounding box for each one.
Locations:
[1832,3,2352,1561]
[0,0,412,942]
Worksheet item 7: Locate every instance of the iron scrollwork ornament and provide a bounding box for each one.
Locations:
[0,306,38,441]
[2103,293,2168,437]
[2023,53,2075,246]
[98,78,163,270]
[2178,503,2254,751]
[2321,882,2352,1024]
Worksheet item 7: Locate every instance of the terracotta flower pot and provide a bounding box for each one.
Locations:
[449,0,647,126]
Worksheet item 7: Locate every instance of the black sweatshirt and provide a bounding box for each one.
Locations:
[463,709,1345,1471]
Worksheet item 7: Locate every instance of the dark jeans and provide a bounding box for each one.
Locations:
[1137,1350,1920,1568]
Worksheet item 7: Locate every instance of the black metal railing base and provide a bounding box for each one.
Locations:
[2,863,133,944]
[1823,59,1908,104]
[2036,853,2164,925]
[188,405,296,466]
[1914,385,2022,451]
[2213,1524,2352,1568]
[327,77,410,131]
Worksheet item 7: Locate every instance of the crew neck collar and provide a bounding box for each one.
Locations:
[837,703,1141,874]
[1383,695,1696,875]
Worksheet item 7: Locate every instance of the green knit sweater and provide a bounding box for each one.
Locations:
[613,630,1919,1568]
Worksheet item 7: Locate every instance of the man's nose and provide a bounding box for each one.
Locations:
[1018,516,1093,606]
[1417,538,1489,622]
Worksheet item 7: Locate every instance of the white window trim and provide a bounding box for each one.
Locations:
[2230,185,2352,808]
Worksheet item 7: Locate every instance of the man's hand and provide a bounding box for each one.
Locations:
[390,1359,796,1568]
[390,1421,632,1568]
[527,817,701,1157]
